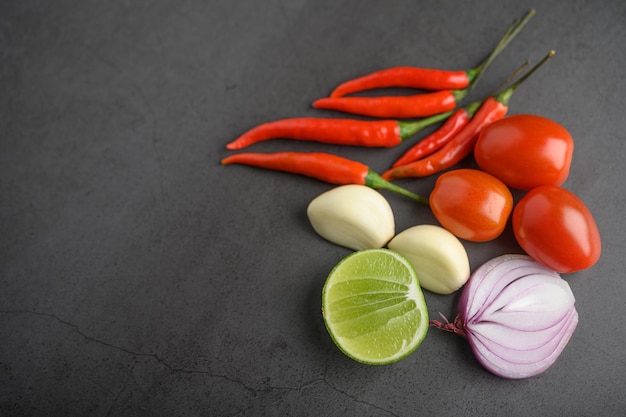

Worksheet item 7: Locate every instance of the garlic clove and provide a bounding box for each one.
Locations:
[387,224,470,294]
[307,185,395,250]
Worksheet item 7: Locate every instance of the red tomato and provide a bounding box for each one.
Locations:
[430,169,513,242]
[513,185,601,273]
[474,114,574,190]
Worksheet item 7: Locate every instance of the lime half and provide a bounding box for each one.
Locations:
[322,248,429,365]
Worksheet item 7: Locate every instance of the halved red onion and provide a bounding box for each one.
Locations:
[433,254,578,379]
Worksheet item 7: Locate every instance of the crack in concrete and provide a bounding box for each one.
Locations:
[2,309,401,415]
[0,309,255,393]
[103,367,131,417]
[262,378,400,416]
[321,380,401,417]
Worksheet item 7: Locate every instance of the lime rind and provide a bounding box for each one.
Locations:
[322,248,429,365]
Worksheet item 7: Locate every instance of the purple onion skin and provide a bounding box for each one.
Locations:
[456,254,578,379]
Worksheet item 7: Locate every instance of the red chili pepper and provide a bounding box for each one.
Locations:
[225,111,454,150]
[313,10,535,120]
[221,152,429,203]
[381,51,555,180]
[328,10,534,98]
[391,101,481,168]
[312,89,464,119]
[330,67,473,98]
[382,98,507,179]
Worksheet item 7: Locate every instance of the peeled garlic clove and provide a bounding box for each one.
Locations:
[307,185,395,250]
[387,224,470,294]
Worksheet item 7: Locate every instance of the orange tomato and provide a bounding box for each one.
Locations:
[429,169,513,242]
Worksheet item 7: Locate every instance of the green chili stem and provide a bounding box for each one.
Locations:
[488,60,530,97]
[464,100,482,119]
[495,50,555,106]
[398,110,455,140]
[365,170,430,204]
[467,9,536,92]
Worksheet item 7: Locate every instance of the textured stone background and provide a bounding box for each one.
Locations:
[1,1,625,416]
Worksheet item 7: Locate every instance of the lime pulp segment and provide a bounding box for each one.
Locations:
[322,249,429,365]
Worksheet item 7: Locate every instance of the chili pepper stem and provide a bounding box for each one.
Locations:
[463,100,482,119]
[467,9,536,92]
[365,170,429,205]
[488,60,531,97]
[397,110,455,139]
[495,50,555,106]
[452,89,468,103]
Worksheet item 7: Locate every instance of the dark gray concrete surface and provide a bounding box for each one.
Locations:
[1,1,625,416]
